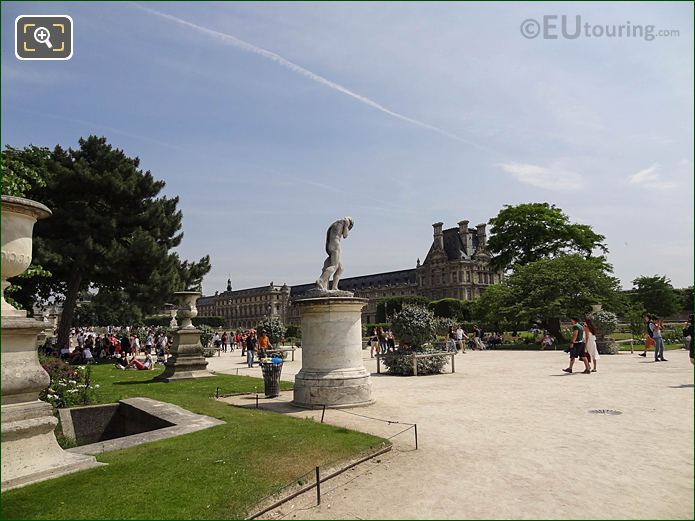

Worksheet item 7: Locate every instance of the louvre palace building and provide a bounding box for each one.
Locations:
[197,219,502,328]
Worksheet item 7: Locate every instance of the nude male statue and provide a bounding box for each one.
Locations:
[316,217,354,291]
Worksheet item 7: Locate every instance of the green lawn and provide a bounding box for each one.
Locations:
[1,365,386,520]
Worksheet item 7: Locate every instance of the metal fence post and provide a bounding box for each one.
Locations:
[315,466,321,505]
[414,423,418,450]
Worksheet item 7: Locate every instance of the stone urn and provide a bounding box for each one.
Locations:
[1,195,101,491]
[1,196,51,316]
[174,291,200,329]
[156,290,212,381]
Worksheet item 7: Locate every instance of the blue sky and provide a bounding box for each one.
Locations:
[2,1,693,294]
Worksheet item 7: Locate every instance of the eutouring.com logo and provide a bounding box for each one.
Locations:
[520,15,680,42]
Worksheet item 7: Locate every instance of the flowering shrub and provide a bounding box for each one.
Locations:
[383,306,445,376]
[39,358,98,408]
[588,310,618,338]
[256,317,286,345]
[198,324,216,349]
[391,305,436,349]
[382,347,448,376]
[433,317,457,336]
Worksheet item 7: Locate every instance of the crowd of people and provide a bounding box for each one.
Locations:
[41,326,173,368]
[40,313,694,374]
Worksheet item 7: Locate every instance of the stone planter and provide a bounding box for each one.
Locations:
[1,195,101,491]
[174,290,199,329]
[155,291,212,381]
[596,337,619,355]
[1,196,51,316]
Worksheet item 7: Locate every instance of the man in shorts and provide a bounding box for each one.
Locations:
[639,313,655,357]
[563,317,591,374]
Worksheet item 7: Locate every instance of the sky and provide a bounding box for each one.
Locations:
[2,1,693,294]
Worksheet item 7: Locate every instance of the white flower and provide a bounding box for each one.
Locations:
[68,380,77,385]
[94,384,100,389]
[67,389,78,394]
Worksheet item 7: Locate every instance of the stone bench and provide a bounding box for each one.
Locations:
[269,346,297,362]
[375,351,455,376]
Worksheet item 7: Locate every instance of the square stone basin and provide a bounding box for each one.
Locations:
[59,397,224,455]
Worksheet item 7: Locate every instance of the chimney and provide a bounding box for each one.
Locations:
[432,222,444,250]
[458,220,471,255]
[476,223,487,250]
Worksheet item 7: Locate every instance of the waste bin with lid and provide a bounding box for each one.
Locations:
[260,358,283,398]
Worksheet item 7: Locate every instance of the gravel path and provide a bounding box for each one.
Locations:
[212,349,694,519]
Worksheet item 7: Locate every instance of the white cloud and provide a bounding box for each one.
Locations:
[628,163,677,190]
[495,162,584,191]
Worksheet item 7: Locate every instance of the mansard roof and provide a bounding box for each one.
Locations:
[290,268,416,299]
[423,228,480,264]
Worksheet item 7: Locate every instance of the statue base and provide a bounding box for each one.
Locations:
[1,316,102,492]
[1,401,104,491]
[303,287,354,298]
[155,327,213,382]
[292,297,374,408]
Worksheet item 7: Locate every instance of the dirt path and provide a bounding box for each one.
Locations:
[213,349,694,519]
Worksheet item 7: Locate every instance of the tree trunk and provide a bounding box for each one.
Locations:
[544,318,565,342]
[57,271,82,350]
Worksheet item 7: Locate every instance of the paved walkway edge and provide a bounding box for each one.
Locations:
[246,443,393,520]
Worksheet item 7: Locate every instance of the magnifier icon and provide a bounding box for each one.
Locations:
[33,26,53,49]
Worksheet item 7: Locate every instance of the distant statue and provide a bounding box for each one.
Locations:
[316,217,354,291]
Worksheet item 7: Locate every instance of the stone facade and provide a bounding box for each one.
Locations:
[197,279,292,330]
[197,220,502,328]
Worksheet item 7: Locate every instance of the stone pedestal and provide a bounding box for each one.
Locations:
[293,297,373,408]
[1,317,102,491]
[156,327,212,382]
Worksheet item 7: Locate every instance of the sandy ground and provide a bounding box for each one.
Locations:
[210,348,694,520]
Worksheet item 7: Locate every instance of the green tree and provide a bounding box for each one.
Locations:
[376,296,430,323]
[487,203,607,271]
[624,302,647,346]
[471,284,518,332]
[2,145,52,313]
[630,275,681,318]
[427,298,471,321]
[19,136,210,348]
[1,145,49,197]
[494,255,621,340]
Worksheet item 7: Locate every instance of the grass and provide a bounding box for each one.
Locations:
[1,364,386,520]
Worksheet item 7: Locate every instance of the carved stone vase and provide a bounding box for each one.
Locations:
[1,195,101,491]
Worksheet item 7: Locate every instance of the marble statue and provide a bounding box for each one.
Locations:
[316,216,353,292]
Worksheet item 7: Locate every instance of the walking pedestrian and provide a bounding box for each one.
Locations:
[639,313,655,357]
[650,316,667,362]
[685,314,694,365]
[584,318,600,372]
[456,325,467,353]
[563,317,591,374]
[246,331,258,368]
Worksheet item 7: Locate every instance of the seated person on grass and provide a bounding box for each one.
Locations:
[129,352,154,370]
[114,354,130,370]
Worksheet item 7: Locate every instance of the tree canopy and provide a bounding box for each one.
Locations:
[630,275,681,318]
[376,296,430,323]
[473,255,621,340]
[7,136,210,347]
[427,298,471,321]
[487,203,607,271]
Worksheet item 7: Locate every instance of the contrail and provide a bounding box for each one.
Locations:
[132,3,492,152]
